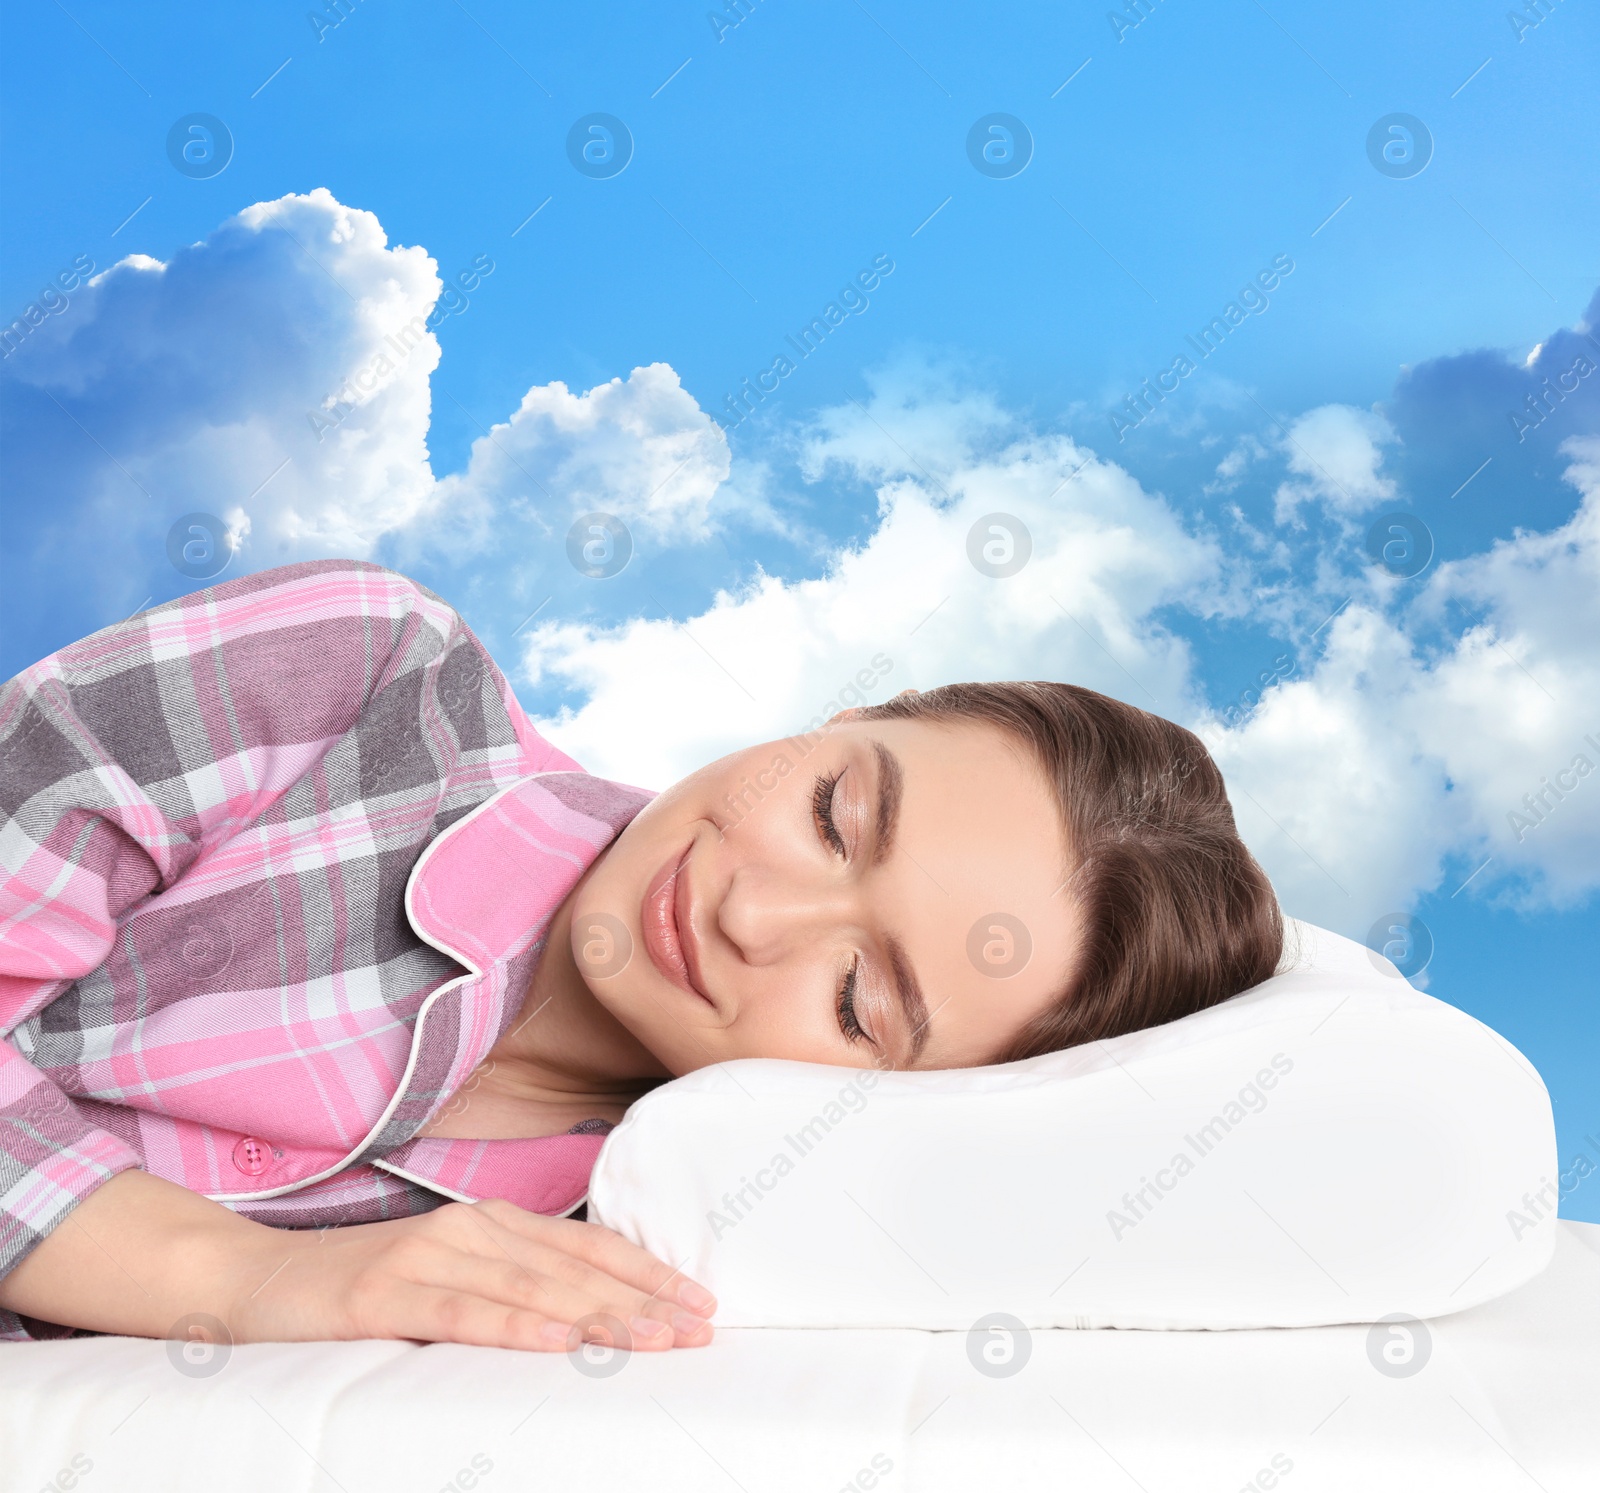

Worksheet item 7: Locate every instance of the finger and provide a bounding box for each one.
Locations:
[365,1270,695,1355]
[441,1250,687,1350]
[363,1280,567,1353]
[514,1221,716,1336]
[436,1213,709,1346]
[491,1247,711,1348]
[480,1203,718,1316]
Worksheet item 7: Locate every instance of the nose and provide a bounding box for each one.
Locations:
[717,861,860,967]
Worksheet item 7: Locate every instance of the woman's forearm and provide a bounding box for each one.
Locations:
[0,1169,281,1340]
[0,1168,717,1351]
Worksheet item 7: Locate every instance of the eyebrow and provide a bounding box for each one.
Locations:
[869,739,902,867]
[866,739,930,1064]
[885,934,931,1066]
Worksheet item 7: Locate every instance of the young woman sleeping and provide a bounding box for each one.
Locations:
[0,560,1281,1352]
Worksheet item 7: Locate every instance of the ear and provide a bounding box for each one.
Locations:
[892,688,919,700]
[828,707,862,724]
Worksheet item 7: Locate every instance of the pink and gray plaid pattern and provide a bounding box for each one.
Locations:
[0,560,653,1341]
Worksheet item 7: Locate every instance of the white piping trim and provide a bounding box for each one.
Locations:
[369,1155,479,1205]
[370,1155,591,1218]
[205,771,577,1203]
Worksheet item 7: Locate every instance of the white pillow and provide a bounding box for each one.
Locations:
[589,918,1558,1330]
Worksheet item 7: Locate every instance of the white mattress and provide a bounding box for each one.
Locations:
[3,1221,1596,1493]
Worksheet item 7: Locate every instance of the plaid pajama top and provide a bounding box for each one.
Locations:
[0,560,654,1342]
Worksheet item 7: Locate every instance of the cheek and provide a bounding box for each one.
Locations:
[575,778,700,926]
[957,976,1061,1065]
[722,972,849,1066]
[708,747,805,834]
[581,970,700,1076]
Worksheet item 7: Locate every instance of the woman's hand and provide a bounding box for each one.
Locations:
[231,1199,716,1352]
[0,1171,711,1353]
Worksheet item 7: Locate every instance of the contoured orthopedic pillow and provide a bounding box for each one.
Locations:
[589,918,1558,1329]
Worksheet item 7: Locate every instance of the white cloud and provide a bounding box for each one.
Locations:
[7,187,1596,939]
[1205,439,1600,926]
[795,358,1017,487]
[523,416,1221,792]
[533,392,1600,936]
[4,189,733,586]
[1273,403,1397,522]
[398,363,731,569]
[1408,438,1600,905]
[1204,433,1268,495]
[6,189,442,569]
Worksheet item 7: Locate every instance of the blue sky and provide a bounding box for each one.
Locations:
[3,1,1597,1218]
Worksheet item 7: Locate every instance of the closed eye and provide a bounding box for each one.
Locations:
[811,770,847,857]
[837,955,871,1045]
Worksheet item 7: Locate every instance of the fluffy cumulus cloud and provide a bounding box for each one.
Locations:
[3,186,1596,938]
[1272,403,1397,522]
[408,363,730,566]
[1205,438,1600,926]
[521,393,1221,789]
[526,372,1600,937]
[1413,442,1600,901]
[0,188,731,635]
[3,189,442,570]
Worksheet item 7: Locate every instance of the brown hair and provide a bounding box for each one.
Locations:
[855,682,1283,1061]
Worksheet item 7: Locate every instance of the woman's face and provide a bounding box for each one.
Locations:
[567,714,1080,1074]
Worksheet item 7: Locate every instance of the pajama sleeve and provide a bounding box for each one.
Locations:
[0,652,171,1281]
[0,559,517,1288]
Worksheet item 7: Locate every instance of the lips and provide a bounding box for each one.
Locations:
[642,842,714,1010]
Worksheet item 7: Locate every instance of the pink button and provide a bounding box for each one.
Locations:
[232,1137,275,1176]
